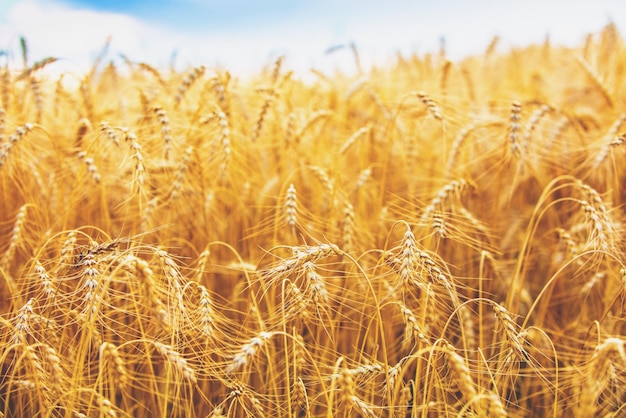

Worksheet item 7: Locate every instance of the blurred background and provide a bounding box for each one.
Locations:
[1,0,625,79]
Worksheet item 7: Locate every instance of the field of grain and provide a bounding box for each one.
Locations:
[0,24,625,417]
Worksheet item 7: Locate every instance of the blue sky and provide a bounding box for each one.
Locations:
[1,0,625,79]
[62,0,304,29]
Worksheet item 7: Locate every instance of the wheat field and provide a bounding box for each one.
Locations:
[0,24,625,417]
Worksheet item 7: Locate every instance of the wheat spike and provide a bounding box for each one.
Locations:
[152,341,197,384]
[593,113,626,167]
[578,337,626,417]
[100,342,129,390]
[175,65,205,105]
[444,344,481,414]
[152,105,174,159]
[509,100,522,156]
[1,204,28,270]
[417,91,443,120]
[0,123,34,168]
[284,183,298,230]
[227,331,274,373]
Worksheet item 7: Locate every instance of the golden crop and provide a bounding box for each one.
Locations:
[0,24,625,417]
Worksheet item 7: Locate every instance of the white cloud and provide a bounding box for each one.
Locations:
[0,0,340,78]
[1,0,625,81]
[1,0,153,74]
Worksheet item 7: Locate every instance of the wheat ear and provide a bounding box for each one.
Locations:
[509,101,522,156]
[152,341,197,384]
[0,123,34,168]
[227,331,274,374]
